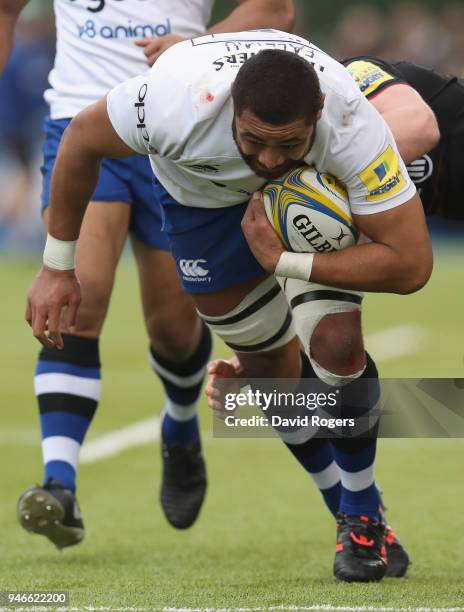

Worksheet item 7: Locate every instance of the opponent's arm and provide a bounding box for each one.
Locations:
[26,96,135,348]
[242,190,433,295]
[136,0,295,66]
[0,0,28,72]
[370,84,440,163]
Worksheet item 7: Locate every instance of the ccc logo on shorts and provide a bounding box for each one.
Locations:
[179,259,209,278]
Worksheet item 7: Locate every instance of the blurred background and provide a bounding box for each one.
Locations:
[1,0,464,251]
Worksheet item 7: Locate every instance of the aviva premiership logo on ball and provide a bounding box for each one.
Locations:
[263,166,357,253]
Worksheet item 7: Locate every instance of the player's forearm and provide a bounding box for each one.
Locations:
[48,123,102,241]
[48,98,135,241]
[207,0,295,35]
[310,240,432,294]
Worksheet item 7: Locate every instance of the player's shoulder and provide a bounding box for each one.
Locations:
[296,45,369,111]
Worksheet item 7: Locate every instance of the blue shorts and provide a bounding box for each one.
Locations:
[41,117,169,250]
[153,181,265,294]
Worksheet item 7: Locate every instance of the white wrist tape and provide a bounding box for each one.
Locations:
[43,234,77,271]
[274,251,314,281]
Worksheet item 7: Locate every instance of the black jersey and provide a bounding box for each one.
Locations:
[344,56,464,219]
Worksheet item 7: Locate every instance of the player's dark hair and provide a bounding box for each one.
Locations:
[232,49,323,125]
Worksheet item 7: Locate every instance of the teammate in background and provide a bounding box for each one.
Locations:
[25,31,431,581]
[0,0,295,548]
[343,56,464,219]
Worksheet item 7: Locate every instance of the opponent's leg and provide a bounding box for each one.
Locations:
[131,237,212,529]
[18,201,130,548]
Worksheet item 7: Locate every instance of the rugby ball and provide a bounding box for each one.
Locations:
[263,166,357,252]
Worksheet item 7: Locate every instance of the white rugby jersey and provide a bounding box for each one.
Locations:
[107,30,416,214]
[45,0,215,118]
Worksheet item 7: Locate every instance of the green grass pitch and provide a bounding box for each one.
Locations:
[0,246,463,610]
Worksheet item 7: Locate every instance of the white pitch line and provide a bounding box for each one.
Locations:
[162,608,464,612]
[171,608,463,612]
[365,324,427,362]
[3,606,464,612]
[0,429,38,445]
[79,416,159,464]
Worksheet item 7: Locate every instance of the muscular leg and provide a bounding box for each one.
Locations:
[132,247,302,530]
[309,310,381,519]
[285,304,378,520]
[131,237,215,529]
[310,310,366,376]
[202,276,344,515]
[201,279,328,513]
[195,275,302,379]
[131,237,212,448]
[131,237,202,360]
[283,287,408,577]
[35,202,129,492]
[66,203,130,336]
[272,277,380,519]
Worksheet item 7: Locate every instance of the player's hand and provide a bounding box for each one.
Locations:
[242,191,284,274]
[25,266,81,349]
[206,356,243,420]
[135,35,187,66]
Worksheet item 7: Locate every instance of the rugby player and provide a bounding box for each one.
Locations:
[232,56,462,579]
[344,56,464,219]
[25,31,432,581]
[209,54,462,576]
[0,0,295,547]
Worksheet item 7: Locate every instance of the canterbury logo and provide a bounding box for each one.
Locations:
[179,259,209,278]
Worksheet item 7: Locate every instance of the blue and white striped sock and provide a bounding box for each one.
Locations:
[34,334,101,493]
[282,353,341,516]
[331,441,380,519]
[285,437,341,516]
[330,352,381,520]
[149,323,212,447]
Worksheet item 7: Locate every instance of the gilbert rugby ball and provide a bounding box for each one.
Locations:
[263,166,357,252]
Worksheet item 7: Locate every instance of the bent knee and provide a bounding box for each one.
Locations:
[147,301,202,360]
[73,276,114,336]
[310,310,365,375]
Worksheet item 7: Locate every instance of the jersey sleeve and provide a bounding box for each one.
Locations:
[106,75,157,155]
[343,58,404,99]
[328,94,416,215]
